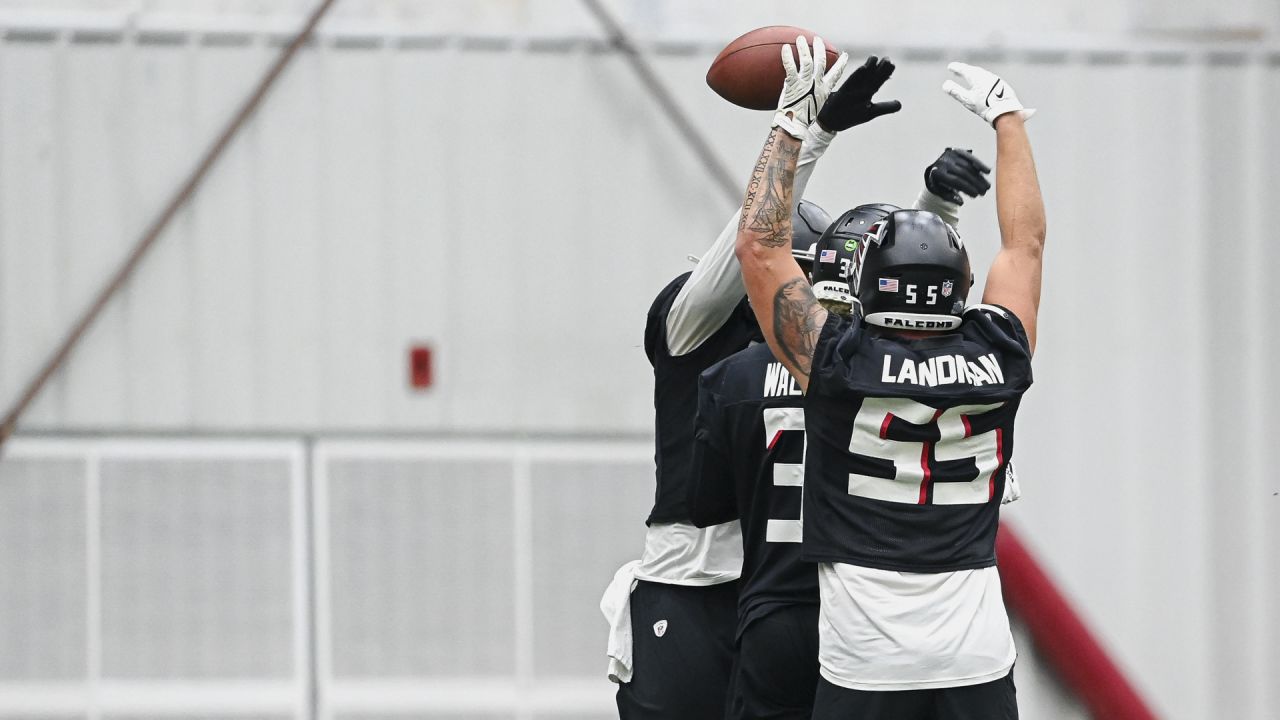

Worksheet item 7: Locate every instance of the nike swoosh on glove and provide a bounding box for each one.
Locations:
[772,36,822,139]
[942,62,1035,125]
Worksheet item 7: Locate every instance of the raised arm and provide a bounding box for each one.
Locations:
[736,40,900,390]
[665,123,838,357]
[914,148,992,228]
[986,115,1045,350]
[943,62,1045,352]
[736,127,822,388]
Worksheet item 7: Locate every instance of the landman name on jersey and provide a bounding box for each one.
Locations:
[881,353,1006,387]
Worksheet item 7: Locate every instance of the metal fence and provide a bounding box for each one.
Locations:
[0,436,658,719]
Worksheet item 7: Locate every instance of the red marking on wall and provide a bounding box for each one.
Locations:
[410,345,433,390]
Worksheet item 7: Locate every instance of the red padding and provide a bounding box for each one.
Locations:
[997,521,1159,720]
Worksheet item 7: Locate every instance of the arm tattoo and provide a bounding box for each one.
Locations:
[739,131,774,232]
[739,128,800,247]
[772,277,827,382]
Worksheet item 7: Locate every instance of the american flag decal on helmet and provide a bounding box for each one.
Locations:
[879,278,899,292]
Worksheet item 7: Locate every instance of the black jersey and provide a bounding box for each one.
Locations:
[644,272,761,525]
[802,305,1033,573]
[690,342,815,635]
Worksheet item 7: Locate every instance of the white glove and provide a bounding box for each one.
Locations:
[813,40,849,123]
[773,36,822,139]
[942,62,1035,126]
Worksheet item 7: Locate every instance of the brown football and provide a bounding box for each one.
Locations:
[706,25,840,111]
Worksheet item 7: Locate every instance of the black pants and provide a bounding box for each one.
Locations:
[725,604,819,720]
[811,670,1018,720]
[616,579,738,720]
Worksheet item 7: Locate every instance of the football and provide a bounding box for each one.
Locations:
[706,25,841,111]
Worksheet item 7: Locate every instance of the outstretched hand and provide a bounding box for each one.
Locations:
[816,55,902,133]
[942,62,1035,125]
[773,36,846,139]
[925,148,992,204]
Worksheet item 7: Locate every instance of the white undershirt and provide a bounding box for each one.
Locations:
[914,188,963,228]
[633,521,743,586]
[818,562,1016,691]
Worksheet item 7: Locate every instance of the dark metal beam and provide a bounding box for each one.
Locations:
[580,0,742,204]
[0,0,342,449]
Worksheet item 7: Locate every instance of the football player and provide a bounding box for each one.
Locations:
[604,46,850,719]
[733,39,1044,720]
[687,149,993,720]
[605,47,977,720]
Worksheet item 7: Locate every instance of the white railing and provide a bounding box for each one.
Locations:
[0,436,653,719]
[0,438,309,718]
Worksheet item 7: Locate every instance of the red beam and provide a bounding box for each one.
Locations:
[998,521,1159,720]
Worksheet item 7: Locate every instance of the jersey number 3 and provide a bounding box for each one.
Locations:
[848,397,1004,505]
[763,407,805,543]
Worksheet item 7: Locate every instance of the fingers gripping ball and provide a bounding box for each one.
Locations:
[706,25,841,110]
[771,36,828,138]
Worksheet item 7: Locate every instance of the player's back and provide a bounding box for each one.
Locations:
[690,342,815,636]
[615,274,760,719]
[643,271,761,526]
[803,304,1034,691]
[804,305,1033,572]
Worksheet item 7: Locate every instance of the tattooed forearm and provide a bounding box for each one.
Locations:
[772,277,827,382]
[740,129,776,232]
[735,125,820,388]
[747,160,795,246]
[739,128,800,247]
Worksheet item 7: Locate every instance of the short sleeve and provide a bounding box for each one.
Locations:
[808,311,860,399]
[964,303,1032,358]
[643,275,688,366]
[644,272,758,370]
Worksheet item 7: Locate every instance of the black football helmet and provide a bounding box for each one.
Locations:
[790,199,832,275]
[809,203,898,315]
[851,209,972,331]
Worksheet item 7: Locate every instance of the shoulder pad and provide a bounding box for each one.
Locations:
[963,303,1030,355]
[964,303,1013,321]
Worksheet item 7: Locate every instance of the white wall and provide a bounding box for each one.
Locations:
[3,28,1277,438]
[0,16,1277,720]
[0,0,1274,40]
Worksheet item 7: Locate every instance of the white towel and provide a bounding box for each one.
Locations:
[600,559,641,684]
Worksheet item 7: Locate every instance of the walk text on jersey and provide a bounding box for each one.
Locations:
[763,362,803,398]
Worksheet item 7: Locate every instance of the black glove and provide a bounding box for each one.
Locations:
[816,56,902,133]
[924,148,992,204]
